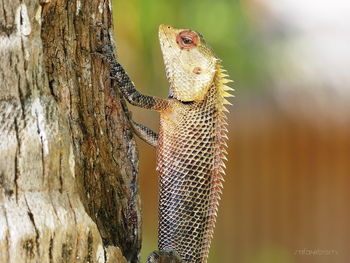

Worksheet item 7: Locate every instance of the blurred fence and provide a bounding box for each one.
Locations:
[215,94,350,263]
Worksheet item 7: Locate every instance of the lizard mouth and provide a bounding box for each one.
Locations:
[158,24,176,96]
[158,24,174,50]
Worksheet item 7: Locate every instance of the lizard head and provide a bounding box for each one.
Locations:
[159,24,218,102]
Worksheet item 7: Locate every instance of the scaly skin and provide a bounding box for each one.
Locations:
[103,24,233,263]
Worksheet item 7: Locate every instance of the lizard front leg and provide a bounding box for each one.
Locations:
[102,43,165,146]
[101,40,181,263]
[102,43,169,111]
[121,102,158,147]
[130,120,158,147]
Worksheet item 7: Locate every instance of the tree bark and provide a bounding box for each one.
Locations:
[0,0,141,262]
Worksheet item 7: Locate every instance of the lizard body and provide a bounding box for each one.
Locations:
[104,24,233,263]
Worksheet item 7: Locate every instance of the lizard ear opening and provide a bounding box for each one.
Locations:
[193,67,202,75]
[171,62,216,102]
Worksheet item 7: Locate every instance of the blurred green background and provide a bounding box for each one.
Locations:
[112,0,350,262]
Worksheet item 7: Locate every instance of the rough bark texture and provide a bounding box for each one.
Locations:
[0,0,141,262]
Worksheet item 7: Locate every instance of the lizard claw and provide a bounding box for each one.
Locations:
[146,250,182,263]
[91,23,115,56]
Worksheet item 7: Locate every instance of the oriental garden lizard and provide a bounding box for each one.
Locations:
[102,24,234,263]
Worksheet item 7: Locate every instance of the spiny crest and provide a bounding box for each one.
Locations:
[216,63,235,110]
[201,63,234,263]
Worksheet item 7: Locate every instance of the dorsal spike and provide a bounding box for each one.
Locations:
[202,63,234,263]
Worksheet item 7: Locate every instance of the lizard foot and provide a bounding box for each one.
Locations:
[146,249,182,263]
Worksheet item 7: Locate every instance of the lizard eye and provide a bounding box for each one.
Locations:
[182,37,193,45]
[176,30,199,49]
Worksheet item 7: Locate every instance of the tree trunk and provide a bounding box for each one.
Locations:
[0,0,141,262]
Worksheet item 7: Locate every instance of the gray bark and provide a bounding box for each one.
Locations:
[0,0,141,262]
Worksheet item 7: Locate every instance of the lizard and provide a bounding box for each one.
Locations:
[103,24,233,263]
